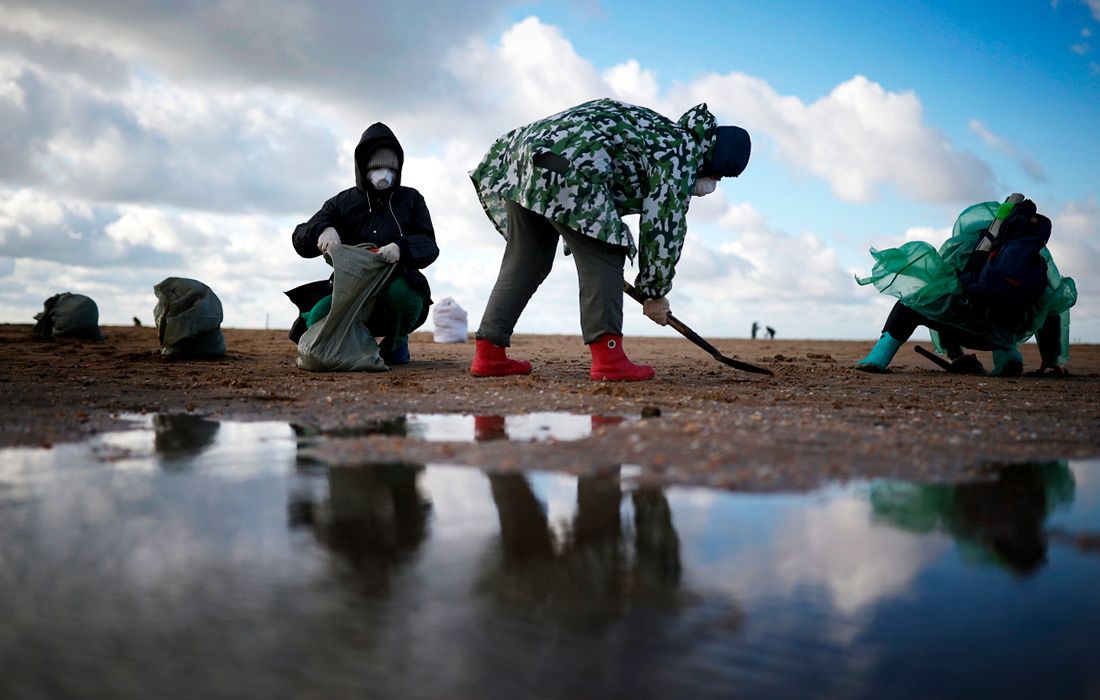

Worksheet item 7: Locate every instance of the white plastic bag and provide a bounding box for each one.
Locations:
[431,297,468,343]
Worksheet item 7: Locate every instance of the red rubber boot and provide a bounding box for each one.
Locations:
[588,334,654,381]
[470,339,532,377]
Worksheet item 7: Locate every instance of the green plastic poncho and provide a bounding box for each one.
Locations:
[856,201,1077,364]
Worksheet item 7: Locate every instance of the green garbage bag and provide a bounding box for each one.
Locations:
[153,277,226,359]
[296,243,394,372]
[33,292,104,340]
[856,201,1077,362]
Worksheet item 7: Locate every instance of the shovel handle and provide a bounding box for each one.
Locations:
[623,282,772,375]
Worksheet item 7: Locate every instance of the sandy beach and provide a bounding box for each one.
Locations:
[3,324,1097,489]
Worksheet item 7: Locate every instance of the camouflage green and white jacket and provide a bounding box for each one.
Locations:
[470,98,718,298]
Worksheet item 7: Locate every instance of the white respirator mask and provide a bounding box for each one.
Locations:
[692,177,719,197]
[368,167,396,190]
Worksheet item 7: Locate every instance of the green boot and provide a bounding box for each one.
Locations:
[854,333,903,373]
[991,347,1023,377]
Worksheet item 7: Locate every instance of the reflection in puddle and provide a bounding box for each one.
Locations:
[298,411,628,443]
[1,417,1098,698]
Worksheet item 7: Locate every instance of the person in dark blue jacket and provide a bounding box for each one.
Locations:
[289,122,439,365]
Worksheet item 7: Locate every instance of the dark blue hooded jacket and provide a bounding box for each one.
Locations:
[292,122,439,298]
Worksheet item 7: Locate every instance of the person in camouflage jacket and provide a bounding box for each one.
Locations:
[468,98,751,381]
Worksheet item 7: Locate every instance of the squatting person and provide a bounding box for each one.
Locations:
[290,122,439,365]
[854,195,1076,376]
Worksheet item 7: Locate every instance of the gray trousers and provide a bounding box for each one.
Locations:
[477,201,627,346]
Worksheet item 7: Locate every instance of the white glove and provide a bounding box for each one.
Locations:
[377,242,400,264]
[643,296,670,325]
[693,176,719,197]
[317,227,340,254]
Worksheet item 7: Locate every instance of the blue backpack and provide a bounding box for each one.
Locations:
[960,200,1051,307]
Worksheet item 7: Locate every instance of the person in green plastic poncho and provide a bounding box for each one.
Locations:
[854,195,1077,376]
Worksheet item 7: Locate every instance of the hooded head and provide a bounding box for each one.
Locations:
[354,122,405,192]
[701,126,751,178]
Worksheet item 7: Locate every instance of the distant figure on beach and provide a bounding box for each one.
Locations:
[468,98,751,381]
[854,195,1076,376]
[289,123,439,366]
[751,321,759,339]
[765,326,775,340]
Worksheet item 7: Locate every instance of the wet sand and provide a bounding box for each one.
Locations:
[2,324,1097,488]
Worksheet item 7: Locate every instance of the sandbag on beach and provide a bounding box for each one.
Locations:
[296,243,394,372]
[33,292,104,340]
[153,277,226,359]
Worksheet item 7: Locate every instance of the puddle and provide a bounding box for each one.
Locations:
[2,416,1099,698]
[301,411,629,442]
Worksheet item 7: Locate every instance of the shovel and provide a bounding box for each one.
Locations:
[624,282,773,375]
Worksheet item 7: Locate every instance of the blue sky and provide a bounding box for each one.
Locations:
[0,0,1097,343]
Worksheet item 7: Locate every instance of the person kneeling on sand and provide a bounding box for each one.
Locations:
[467,98,751,381]
[854,195,1076,376]
[290,122,439,365]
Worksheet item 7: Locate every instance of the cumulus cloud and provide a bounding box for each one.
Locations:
[603,59,660,106]
[0,10,1075,341]
[771,495,947,617]
[0,188,179,268]
[1088,0,1100,22]
[0,55,345,214]
[0,1,516,106]
[968,119,1048,183]
[0,187,320,327]
[1049,196,1100,287]
[445,17,609,133]
[901,225,951,246]
[669,74,995,204]
[647,195,875,339]
[710,199,861,304]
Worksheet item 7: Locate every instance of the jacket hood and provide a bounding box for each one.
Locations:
[354,122,405,192]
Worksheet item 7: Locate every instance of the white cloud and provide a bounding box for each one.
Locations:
[968,119,1047,182]
[1088,0,1100,22]
[1049,196,1100,287]
[0,11,1090,343]
[670,74,995,204]
[902,225,951,245]
[603,59,660,106]
[771,495,947,617]
[0,188,319,328]
[0,1,516,107]
[644,196,875,340]
[446,16,608,131]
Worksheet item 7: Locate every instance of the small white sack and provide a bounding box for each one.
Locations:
[432,297,468,343]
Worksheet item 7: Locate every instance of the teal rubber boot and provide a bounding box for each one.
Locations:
[991,347,1024,377]
[854,333,903,373]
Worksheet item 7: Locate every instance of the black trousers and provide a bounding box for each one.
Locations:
[882,301,1062,358]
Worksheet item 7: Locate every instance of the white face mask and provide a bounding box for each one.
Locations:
[693,177,719,197]
[368,167,396,190]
